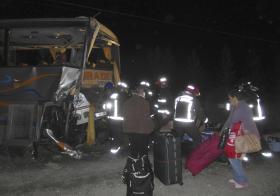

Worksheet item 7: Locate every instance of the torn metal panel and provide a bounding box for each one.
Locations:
[55,66,81,101]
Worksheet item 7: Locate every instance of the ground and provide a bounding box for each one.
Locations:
[0,144,280,196]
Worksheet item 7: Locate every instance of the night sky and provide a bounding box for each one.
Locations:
[1,0,280,128]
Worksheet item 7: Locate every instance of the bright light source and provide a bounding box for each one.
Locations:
[254,98,265,121]
[123,83,128,88]
[104,102,112,110]
[204,118,208,123]
[175,95,193,103]
[108,116,124,121]
[118,82,128,88]
[110,93,119,99]
[253,116,266,121]
[110,146,120,154]
[140,81,150,87]
[249,104,254,108]
[158,109,170,115]
[148,91,153,95]
[174,118,194,123]
[160,77,167,82]
[226,103,230,111]
[261,152,273,158]
[187,85,195,90]
[140,81,146,85]
[158,98,167,103]
[242,156,249,162]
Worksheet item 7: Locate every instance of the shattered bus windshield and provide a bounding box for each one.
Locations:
[0,26,87,67]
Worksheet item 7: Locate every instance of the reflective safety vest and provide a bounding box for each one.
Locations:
[103,92,124,121]
[154,96,171,115]
[174,94,195,123]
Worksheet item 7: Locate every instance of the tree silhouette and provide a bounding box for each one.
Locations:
[186,49,202,84]
[220,44,234,88]
[146,45,175,78]
[246,48,262,83]
[273,48,280,92]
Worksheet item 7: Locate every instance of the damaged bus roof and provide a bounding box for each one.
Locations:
[0,17,119,49]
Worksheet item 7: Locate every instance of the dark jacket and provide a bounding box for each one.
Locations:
[192,96,206,128]
[122,94,154,134]
[158,87,173,111]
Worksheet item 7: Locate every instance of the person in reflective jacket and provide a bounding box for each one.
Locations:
[154,76,173,130]
[103,81,130,151]
[139,80,154,101]
[237,82,265,122]
[174,83,206,148]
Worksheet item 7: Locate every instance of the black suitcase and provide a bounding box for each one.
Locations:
[153,132,183,185]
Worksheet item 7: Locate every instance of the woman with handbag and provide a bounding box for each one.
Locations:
[222,89,260,189]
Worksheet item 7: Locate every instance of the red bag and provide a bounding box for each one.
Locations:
[185,134,223,176]
[224,122,242,159]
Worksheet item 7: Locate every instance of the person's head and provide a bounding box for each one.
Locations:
[156,76,168,88]
[139,80,150,90]
[185,83,200,96]
[228,89,243,107]
[117,81,129,92]
[136,85,145,98]
[104,82,114,91]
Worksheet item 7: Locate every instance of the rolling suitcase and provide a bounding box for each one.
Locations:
[153,132,183,185]
[185,134,223,176]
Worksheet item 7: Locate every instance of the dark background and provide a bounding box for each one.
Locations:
[1,0,280,130]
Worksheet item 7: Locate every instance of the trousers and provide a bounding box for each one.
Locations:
[127,133,150,158]
[228,158,248,184]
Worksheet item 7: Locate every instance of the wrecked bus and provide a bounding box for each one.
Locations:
[0,17,121,158]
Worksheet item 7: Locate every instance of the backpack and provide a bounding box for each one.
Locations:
[122,155,154,196]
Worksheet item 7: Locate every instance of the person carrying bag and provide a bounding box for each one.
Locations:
[222,89,260,189]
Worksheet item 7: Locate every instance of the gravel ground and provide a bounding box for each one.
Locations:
[0,145,280,196]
